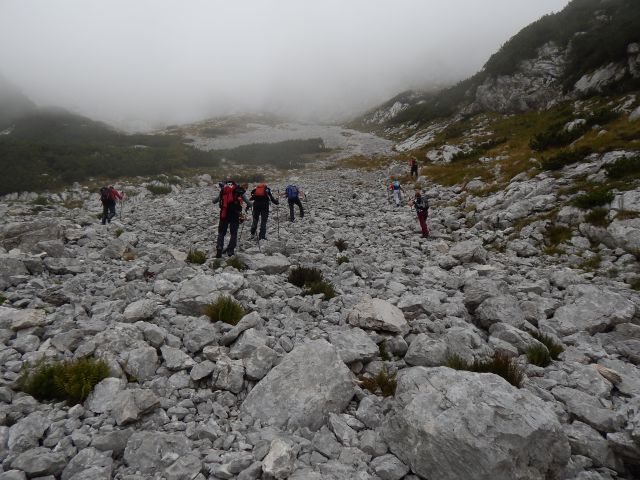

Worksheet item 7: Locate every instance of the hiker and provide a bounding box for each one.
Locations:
[409,191,430,238]
[100,185,123,225]
[250,183,279,240]
[282,183,304,222]
[409,156,419,178]
[212,180,252,257]
[388,180,405,207]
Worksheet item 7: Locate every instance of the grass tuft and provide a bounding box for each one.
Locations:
[540,147,593,171]
[530,331,564,360]
[631,279,640,291]
[545,225,572,246]
[446,352,524,388]
[526,344,551,367]
[202,296,245,325]
[605,156,640,180]
[225,256,247,271]
[585,208,610,227]
[122,249,136,261]
[147,184,172,195]
[334,239,348,252]
[0,294,5,305]
[303,280,337,300]
[287,266,324,288]
[114,228,124,237]
[337,255,349,265]
[359,368,397,397]
[17,358,110,405]
[572,188,615,209]
[186,249,206,264]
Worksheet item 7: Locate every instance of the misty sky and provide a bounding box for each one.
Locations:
[1,0,569,129]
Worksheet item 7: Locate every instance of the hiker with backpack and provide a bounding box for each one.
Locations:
[99,185,123,225]
[409,157,419,178]
[282,184,304,222]
[212,180,252,258]
[388,180,405,207]
[249,183,279,240]
[409,190,430,238]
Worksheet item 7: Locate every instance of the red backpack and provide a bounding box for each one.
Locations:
[220,183,242,219]
[254,184,267,197]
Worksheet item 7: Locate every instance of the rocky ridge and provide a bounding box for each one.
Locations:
[0,153,639,479]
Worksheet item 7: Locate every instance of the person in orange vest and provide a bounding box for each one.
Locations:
[99,185,123,225]
[249,183,279,240]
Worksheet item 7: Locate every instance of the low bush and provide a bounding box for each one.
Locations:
[378,342,391,361]
[530,121,589,151]
[147,184,172,195]
[114,228,124,237]
[17,358,110,404]
[225,256,247,271]
[451,137,507,162]
[202,296,245,325]
[585,208,610,227]
[186,249,206,264]
[0,294,5,305]
[337,256,349,265]
[605,156,640,180]
[334,239,348,252]
[545,225,572,246]
[446,352,524,388]
[209,259,223,270]
[540,147,593,171]
[530,331,564,360]
[587,108,621,126]
[579,253,602,271]
[526,344,551,367]
[287,266,323,288]
[303,280,337,300]
[359,368,397,397]
[631,279,640,291]
[32,196,48,205]
[572,188,615,209]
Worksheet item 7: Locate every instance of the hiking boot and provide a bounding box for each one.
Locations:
[227,250,235,257]
[215,249,222,258]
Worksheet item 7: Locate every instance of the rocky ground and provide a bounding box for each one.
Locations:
[0,152,640,480]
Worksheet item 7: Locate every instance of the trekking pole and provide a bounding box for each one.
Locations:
[276,195,280,240]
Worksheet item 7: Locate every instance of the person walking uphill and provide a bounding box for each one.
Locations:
[409,191,430,238]
[100,185,123,225]
[388,180,405,207]
[250,183,279,240]
[283,183,304,222]
[213,181,252,257]
[409,156,419,178]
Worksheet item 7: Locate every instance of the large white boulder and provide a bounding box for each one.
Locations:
[382,367,570,480]
[241,339,355,430]
[346,298,409,335]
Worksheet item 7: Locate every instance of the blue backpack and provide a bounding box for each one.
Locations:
[285,185,299,199]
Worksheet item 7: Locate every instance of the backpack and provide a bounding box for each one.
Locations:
[220,183,243,219]
[254,184,267,197]
[100,187,111,203]
[415,196,429,212]
[393,181,400,190]
[285,185,299,199]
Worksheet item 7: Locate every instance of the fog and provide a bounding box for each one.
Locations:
[0,0,569,129]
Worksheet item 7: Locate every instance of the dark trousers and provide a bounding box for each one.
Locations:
[288,197,304,221]
[251,206,269,239]
[216,217,239,254]
[102,201,116,224]
[417,211,429,237]
[411,165,418,177]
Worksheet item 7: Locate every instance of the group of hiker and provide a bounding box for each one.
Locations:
[98,156,429,257]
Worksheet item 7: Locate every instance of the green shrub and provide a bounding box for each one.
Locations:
[540,147,593,171]
[114,228,124,237]
[225,256,247,271]
[530,331,564,360]
[303,280,337,300]
[579,253,602,271]
[451,137,507,161]
[446,352,524,388]
[0,294,5,305]
[202,296,245,325]
[32,195,48,205]
[545,225,573,246]
[379,342,391,361]
[526,344,551,367]
[585,208,610,227]
[359,368,397,397]
[147,184,172,195]
[17,358,110,404]
[334,239,348,252]
[530,121,588,151]
[587,108,621,126]
[337,255,349,265]
[209,259,223,270]
[287,266,324,288]
[186,249,206,264]
[572,188,615,209]
[605,156,640,180]
[631,279,640,291]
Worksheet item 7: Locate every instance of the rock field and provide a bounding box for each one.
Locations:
[0,153,639,480]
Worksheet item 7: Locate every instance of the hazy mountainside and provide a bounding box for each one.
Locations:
[355,0,640,129]
[0,74,37,131]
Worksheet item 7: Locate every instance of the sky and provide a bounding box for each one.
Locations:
[0,0,570,129]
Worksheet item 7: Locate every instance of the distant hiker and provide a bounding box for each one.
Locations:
[213,180,251,257]
[283,183,304,222]
[250,183,279,240]
[388,180,405,207]
[409,157,419,178]
[409,191,430,238]
[100,185,123,225]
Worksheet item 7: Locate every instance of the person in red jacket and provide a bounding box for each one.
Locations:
[100,185,123,225]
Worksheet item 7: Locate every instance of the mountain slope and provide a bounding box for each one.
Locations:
[0,74,37,131]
